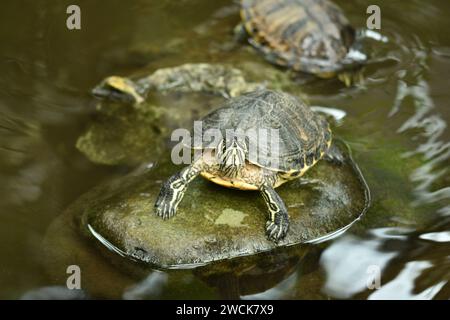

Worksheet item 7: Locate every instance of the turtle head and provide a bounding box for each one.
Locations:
[216,133,248,178]
[92,76,144,104]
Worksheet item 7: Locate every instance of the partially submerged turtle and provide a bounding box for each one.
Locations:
[155,89,341,241]
[236,0,366,83]
[92,63,264,105]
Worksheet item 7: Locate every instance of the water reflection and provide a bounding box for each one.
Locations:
[420,231,450,243]
[368,261,446,300]
[194,246,310,300]
[321,226,450,299]
[319,10,450,300]
[389,30,450,216]
[123,271,168,300]
[321,228,402,299]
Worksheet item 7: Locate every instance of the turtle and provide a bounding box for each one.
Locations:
[236,0,366,83]
[92,76,145,105]
[154,89,342,242]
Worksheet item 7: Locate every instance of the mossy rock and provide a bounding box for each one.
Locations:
[68,142,371,268]
[77,93,224,166]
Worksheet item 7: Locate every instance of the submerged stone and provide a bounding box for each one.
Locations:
[69,141,370,268]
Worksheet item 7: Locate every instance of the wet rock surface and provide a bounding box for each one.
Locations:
[68,142,371,268]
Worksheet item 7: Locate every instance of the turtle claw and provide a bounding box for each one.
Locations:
[265,217,289,242]
[154,184,181,220]
[324,143,345,165]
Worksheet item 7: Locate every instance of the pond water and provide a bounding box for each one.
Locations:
[0,0,449,299]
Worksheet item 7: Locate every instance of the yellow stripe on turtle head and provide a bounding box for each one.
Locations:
[103,76,144,104]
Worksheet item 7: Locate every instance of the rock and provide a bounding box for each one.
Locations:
[76,93,224,166]
[76,101,172,166]
[68,141,370,268]
[72,63,369,270]
[42,204,317,299]
[42,204,216,299]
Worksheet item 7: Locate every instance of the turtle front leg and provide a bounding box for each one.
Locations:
[259,177,289,242]
[154,162,202,220]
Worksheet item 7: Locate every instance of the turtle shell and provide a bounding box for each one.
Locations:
[193,90,331,172]
[241,0,356,75]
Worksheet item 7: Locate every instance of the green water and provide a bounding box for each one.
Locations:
[0,0,449,299]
